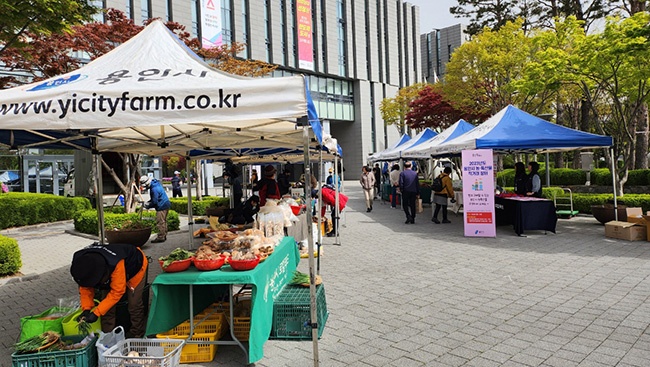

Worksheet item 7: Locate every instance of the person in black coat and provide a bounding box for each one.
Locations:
[223,195,260,224]
[277,168,291,196]
[513,162,527,195]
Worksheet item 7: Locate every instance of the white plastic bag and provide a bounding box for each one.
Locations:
[96,326,125,364]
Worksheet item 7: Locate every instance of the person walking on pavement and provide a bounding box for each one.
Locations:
[140,175,171,243]
[389,164,401,208]
[399,161,420,224]
[70,243,148,337]
[372,163,381,199]
[432,166,454,224]
[171,171,183,198]
[360,166,375,212]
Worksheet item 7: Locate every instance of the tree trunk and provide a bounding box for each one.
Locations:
[634,103,648,169]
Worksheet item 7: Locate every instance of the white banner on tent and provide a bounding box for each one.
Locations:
[200,0,223,49]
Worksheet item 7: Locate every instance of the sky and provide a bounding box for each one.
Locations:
[408,0,466,33]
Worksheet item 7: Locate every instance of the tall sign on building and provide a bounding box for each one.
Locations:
[296,0,314,70]
[201,0,222,49]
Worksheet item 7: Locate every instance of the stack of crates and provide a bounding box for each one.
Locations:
[156,308,226,363]
[271,284,328,339]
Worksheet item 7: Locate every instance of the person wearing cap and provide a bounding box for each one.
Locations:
[140,175,171,243]
[171,171,183,198]
[70,243,148,337]
[257,165,281,206]
[326,167,341,190]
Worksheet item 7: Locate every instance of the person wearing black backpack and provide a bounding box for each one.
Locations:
[432,166,454,224]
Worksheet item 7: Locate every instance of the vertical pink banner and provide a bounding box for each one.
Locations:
[296,0,314,70]
[462,149,496,237]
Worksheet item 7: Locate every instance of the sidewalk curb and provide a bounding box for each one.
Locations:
[0,273,39,287]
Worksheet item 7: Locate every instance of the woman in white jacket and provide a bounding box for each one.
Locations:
[360,166,376,212]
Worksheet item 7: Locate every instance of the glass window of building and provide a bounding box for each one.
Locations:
[126,0,134,19]
[241,0,249,58]
[141,0,150,23]
[264,0,271,62]
[191,0,198,35]
[337,0,347,76]
[166,0,173,21]
[221,0,232,44]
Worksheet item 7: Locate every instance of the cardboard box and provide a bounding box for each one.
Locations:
[605,220,647,241]
[626,208,645,224]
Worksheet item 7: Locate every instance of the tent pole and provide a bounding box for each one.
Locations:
[94,151,105,245]
[302,124,320,367]
[611,148,618,221]
[545,152,550,187]
[317,148,323,274]
[186,156,194,250]
[333,153,341,246]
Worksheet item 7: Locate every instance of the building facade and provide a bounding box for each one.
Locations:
[101,0,422,171]
[421,23,469,83]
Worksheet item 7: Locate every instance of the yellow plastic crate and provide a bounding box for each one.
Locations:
[232,299,251,341]
[156,313,226,363]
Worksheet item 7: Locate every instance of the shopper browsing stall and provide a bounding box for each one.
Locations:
[257,165,281,206]
[140,175,171,243]
[432,166,454,224]
[70,243,148,337]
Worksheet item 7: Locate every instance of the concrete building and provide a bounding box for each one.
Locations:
[99,0,422,171]
[421,23,469,83]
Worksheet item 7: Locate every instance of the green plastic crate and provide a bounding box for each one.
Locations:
[271,284,328,339]
[11,335,98,367]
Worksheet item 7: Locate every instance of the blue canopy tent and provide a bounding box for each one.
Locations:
[401,120,475,159]
[367,134,412,163]
[380,128,438,161]
[431,105,613,155]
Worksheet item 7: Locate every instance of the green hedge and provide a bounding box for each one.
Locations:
[169,196,229,215]
[73,210,180,235]
[0,193,92,230]
[0,234,21,276]
[496,168,587,186]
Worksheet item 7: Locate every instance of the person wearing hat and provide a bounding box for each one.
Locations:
[171,171,183,198]
[326,167,341,190]
[257,165,281,206]
[140,175,171,243]
[70,243,148,337]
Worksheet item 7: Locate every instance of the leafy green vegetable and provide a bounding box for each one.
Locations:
[159,247,194,267]
[289,271,310,285]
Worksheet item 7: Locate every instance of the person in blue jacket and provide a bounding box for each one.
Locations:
[140,175,171,243]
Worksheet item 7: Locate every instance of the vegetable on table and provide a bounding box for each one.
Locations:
[14,331,60,354]
[159,247,194,268]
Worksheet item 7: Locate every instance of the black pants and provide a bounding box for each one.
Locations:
[402,191,417,221]
[172,187,182,197]
[433,204,448,221]
[330,207,338,235]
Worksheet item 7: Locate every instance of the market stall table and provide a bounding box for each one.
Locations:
[495,196,557,236]
[145,237,299,364]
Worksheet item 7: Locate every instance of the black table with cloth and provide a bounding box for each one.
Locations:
[495,196,558,236]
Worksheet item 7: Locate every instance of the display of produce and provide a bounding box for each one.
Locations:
[159,248,194,268]
[14,331,95,354]
[289,270,322,286]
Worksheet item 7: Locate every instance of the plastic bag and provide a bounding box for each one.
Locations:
[416,198,424,213]
[96,326,125,365]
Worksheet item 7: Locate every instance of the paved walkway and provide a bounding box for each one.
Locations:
[2,182,650,366]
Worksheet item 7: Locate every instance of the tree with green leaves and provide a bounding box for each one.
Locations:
[443,19,548,116]
[379,83,427,134]
[569,12,650,194]
[0,0,97,57]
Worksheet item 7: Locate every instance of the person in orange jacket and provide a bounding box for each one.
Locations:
[70,243,148,337]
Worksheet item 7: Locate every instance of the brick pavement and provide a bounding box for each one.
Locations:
[2,183,650,366]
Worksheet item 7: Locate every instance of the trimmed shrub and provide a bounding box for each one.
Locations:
[169,196,229,215]
[0,235,21,276]
[0,193,91,230]
[626,170,649,186]
[74,210,180,235]
[550,169,587,186]
[496,169,516,187]
[590,169,611,186]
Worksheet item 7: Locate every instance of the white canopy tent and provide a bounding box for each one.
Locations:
[0,20,325,366]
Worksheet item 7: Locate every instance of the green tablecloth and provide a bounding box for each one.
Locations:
[145,237,299,363]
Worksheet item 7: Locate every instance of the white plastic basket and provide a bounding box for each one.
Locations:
[102,338,184,367]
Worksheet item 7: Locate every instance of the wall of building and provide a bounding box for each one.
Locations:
[421,23,469,82]
[99,0,421,168]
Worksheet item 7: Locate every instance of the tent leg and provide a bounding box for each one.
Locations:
[545,152,550,187]
[95,152,105,244]
[611,148,618,221]
[187,156,194,250]
[302,124,320,367]
[333,154,341,246]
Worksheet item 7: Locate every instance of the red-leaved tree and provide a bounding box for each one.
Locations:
[405,84,488,130]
